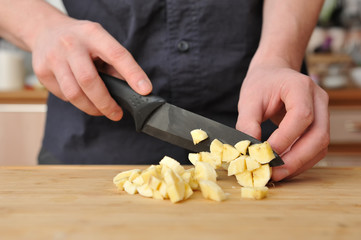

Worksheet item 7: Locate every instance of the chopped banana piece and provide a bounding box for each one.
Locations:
[194,161,217,182]
[184,183,194,200]
[235,170,253,187]
[160,156,185,175]
[199,180,226,202]
[149,176,162,190]
[190,129,208,144]
[113,169,141,185]
[115,178,127,191]
[137,184,153,198]
[200,151,221,169]
[185,168,199,190]
[152,190,164,200]
[241,187,268,200]
[132,175,145,186]
[188,153,200,166]
[221,162,230,170]
[222,144,240,163]
[248,141,275,164]
[158,181,168,199]
[252,164,272,187]
[210,139,223,158]
[234,140,251,155]
[245,156,261,172]
[123,181,138,195]
[227,155,247,176]
[163,169,185,203]
[128,171,141,182]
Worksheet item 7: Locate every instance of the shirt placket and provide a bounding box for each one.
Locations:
[165,0,204,108]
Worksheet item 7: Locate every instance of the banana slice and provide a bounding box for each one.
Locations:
[248,141,275,164]
[241,187,268,200]
[222,144,240,163]
[227,155,246,176]
[190,129,208,144]
[194,161,217,182]
[200,151,221,169]
[252,164,272,187]
[163,168,186,203]
[210,139,223,158]
[235,170,253,187]
[160,156,185,175]
[245,156,261,172]
[123,180,138,195]
[113,169,141,185]
[234,140,251,155]
[188,153,200,166]
[137,184,153,198]
[199,180,226,202]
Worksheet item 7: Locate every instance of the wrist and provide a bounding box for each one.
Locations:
[22,9,69,51]
[249,46,304,72]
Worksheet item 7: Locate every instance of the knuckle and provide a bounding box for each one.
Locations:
[81,21,102,34]
[296,106,314,125]
[126,66,143,80]
[96,99,114,112]
[299,75,314,88]
[86,109,102,116]
[108,45,129,62]
[59,34,77,51]
[63,87,82,102]
[77,72,96,87]
[320,88,330,104]
[32,63,49,80]
[320,131,330,149]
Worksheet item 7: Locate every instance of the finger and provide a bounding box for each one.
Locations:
[32,58,67,101]
[236,90,264,140]
[271,89,329,181]
[54,62,103,116]
[67,49,123,121]
[285,148,328,179]
[88,28,152,95]
[267,77,315,155]
[94,59,125,79]
[272,148,327,181]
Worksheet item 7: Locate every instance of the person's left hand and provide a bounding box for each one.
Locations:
[236,61,330,181]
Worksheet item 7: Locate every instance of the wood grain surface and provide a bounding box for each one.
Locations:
[0,166,360,240]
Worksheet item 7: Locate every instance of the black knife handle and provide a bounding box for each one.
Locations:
[100,72,166,131]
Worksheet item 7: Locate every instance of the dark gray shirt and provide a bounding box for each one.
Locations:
[40,0,278,164]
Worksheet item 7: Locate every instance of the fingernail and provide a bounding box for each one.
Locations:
[110,111,122,121]
[137,79,152,94]
[274,168,289,181]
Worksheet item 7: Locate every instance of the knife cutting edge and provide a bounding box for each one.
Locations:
[100,73,284,167]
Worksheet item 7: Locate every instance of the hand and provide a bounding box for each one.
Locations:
[30,17,152,121]
[236,62,330,181]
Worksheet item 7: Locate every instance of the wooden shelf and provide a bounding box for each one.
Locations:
[326,88,361,106]
[306,53,353,65]
[0,89,48,104]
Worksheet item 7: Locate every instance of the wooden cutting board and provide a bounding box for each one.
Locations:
[0,166,360,240]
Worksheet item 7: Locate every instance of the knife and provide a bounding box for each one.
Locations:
[100,73,284,167]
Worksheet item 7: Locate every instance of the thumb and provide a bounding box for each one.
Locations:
[236,94,264,140]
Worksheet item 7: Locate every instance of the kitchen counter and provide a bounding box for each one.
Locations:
[1,166,360,240]
[0,89,48,104]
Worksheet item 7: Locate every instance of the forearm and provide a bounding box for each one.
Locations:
[251,0,324,71]
[0,0,68,51]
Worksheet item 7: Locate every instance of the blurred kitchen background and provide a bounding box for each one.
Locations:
[1,0,361,166]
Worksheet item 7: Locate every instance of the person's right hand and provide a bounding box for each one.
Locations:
[30,17,152,121]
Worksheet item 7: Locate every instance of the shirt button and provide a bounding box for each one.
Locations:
[177,40,189,52]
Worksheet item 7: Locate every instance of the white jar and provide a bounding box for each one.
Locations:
[0,50,25,91]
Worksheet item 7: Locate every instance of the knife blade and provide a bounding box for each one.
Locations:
[100,73,284,167]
